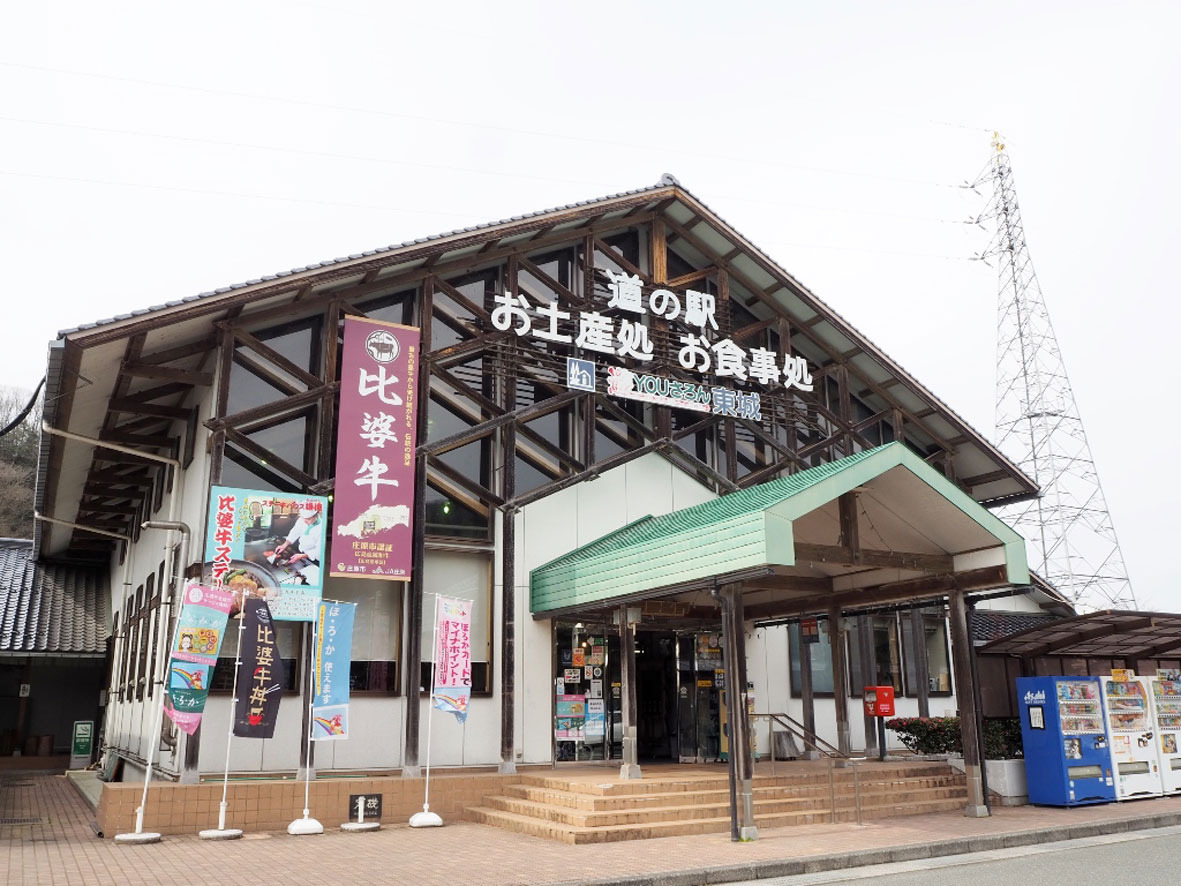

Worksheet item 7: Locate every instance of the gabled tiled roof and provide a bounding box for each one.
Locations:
[969,609,1061,644]
[0,539,109,655]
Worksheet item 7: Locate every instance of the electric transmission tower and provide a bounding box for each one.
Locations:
[974,134,1136,611]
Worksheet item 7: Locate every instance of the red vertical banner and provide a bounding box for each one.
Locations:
[330,317,420,580]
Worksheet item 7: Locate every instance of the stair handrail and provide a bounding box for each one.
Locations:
[751,712,846,761]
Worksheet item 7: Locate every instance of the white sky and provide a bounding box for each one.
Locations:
[2,2,1177,608]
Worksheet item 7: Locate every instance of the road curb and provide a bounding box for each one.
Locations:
[572,811,1181,886]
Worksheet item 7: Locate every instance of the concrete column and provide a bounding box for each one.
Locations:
[720,584,757,841]
[827,606,851,759]
[858,614,877,757]
[618,608,641,780]
[910,607,931,718]
[798,623,819,759]
[949,588,988,817]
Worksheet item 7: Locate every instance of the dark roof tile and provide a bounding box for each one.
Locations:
[0,539,109,654]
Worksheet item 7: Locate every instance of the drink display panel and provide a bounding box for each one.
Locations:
[1150,677,1181,795]
[1017,676,1114,807]
[1100,676,1163,799]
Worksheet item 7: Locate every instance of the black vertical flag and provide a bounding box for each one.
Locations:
[233,598,284,738]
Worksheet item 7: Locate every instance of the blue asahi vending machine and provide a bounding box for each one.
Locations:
[1017,676,1115,806]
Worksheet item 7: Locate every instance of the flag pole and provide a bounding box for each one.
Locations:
[201,602,246,840]
[114,581,191,844]
[410,593,443,827]
[288,605,323,835]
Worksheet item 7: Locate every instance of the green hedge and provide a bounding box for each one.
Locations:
[884,716,1023,759]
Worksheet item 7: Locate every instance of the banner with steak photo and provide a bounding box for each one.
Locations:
[232,598,285,739]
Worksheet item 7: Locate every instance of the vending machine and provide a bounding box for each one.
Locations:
[1017,676,1115,807]
[1148,675,1181,795]
[1099,674,1163,799]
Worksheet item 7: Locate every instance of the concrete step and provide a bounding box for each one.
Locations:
[469,763,971,844]
[483,784,967,829]
[502,773,967,812]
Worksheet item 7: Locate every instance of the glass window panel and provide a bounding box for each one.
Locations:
[514,455,554,497]
[221,444,301,493]
[925,617,952,693]
[210,620,302,692]
[789,621,835,694]
[357,290,414,326]
[226,361,289,415]
[243,413,310,475]
[421,552,492,693]
[424,482,489,539]
[321,576,400,693]
[421,553,491,664]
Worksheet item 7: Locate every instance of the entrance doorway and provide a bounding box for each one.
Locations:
[636,631,723,763]
[552,623,724,765]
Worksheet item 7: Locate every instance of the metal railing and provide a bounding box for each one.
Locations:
[752,712,868,825]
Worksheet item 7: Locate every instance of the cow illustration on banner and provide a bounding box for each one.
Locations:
[330,317,420,580]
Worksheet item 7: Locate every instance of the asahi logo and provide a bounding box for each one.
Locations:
[1024,689,1046,704]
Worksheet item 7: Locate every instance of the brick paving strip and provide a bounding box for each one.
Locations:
[3,774,1181,886]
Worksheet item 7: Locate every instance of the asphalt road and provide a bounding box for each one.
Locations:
[730,824,1181,885]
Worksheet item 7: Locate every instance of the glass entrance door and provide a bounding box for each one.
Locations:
[676,633,722,762]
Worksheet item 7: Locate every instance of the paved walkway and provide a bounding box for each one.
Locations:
[3,771,1181,886]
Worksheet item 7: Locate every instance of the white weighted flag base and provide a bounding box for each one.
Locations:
[341,820,381,832]
[199,828,243,840]
[114,830,162,844]
[115,806,162,844]
[287,810,324,835]
[409,806,443,828]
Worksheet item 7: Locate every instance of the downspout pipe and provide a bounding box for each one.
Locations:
[40,421,191,800]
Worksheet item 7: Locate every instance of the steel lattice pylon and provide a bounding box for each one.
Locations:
[977,135,1136,611]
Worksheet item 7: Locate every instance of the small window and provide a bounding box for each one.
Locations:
[209,620,303,693]
[419,551,492,695]
[848,615,903,696]
[320,576,401,694]
[789,619,835,696]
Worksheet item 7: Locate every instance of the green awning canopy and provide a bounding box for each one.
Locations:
[530,442,1029,620]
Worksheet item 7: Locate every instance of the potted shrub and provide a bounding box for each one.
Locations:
[886,716,1027,805]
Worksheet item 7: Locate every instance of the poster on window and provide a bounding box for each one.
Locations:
[330,316,420,581]
[164,582,234,735]
[312,601,356,741]
[204,486,329,621]
[432,595,472,723]
[555,695,586,740]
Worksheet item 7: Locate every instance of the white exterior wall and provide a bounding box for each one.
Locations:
[516,453,718,765]
[100,395,1034,773]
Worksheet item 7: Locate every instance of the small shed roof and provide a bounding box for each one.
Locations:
[980,610,1181,660]
[0,539,109,656]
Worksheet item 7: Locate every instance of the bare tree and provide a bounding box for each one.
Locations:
[0,384,43,539]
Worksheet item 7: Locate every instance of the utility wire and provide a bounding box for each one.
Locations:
[0,377,45,440]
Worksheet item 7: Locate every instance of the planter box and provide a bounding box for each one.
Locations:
[947,756,1028,806]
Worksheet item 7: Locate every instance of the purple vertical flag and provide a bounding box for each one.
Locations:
[330,317,420,580]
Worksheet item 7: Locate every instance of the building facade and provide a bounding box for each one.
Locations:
[32,178,1057,794]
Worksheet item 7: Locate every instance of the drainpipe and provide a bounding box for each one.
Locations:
[40,421,189,793]
[142,520,192,783]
